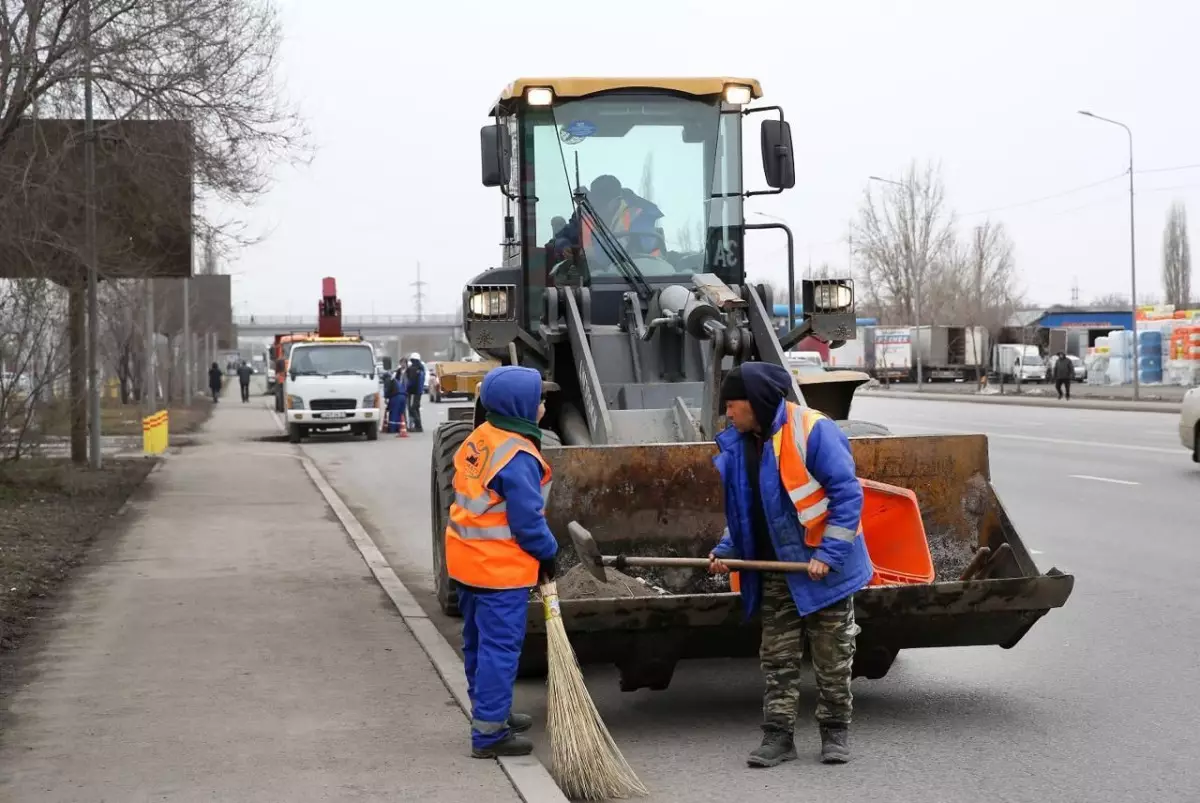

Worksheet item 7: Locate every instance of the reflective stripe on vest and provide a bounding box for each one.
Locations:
[770,403,862,547]
[445,422,551,589]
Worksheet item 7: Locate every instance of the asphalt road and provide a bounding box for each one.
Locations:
[287,388,1200,803]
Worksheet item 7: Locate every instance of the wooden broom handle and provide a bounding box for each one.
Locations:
[608,556,811,573]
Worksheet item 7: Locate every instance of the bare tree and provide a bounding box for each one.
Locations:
[1162,201,1191,308]
[852,161,957,325]
[0,277,70,458]
[0,0,307,460]
[1088,292,1130,308]
[955,220,1021,366]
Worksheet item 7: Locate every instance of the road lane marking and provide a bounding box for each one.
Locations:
[884,423,1180,455]
[1069,474,1140,486]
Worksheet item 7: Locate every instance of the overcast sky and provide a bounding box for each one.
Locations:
[220,0,1200,319]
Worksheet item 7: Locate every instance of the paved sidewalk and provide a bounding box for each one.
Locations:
[0,400,522,802]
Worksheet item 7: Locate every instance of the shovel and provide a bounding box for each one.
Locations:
[567,521,811,583]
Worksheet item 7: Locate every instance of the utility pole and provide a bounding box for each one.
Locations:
[412,261,427,321]
[82,0,102,468]
[869,174,924,387]
[1078,110,1139,399]
[143,279,155,416]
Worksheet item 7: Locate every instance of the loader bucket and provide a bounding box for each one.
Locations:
[518,434,1074,692]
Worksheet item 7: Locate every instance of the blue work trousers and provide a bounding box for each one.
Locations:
[386,393,406,432]
[458,586,529,749]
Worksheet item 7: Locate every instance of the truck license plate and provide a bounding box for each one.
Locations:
[317,411,349,419]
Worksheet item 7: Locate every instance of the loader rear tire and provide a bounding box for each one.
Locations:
[837,420,893,438]
[432,419,473,618]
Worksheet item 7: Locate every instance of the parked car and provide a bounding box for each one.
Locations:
[1180,386,1200,462]
[1048,354,1087,383]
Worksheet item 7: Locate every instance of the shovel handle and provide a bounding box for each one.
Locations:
[608,556,810,573]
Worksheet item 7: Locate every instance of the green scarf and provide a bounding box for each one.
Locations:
[486,412,542,447]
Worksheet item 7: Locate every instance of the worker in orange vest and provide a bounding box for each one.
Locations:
[551,174,665,264]
[708,362,872,768]
[445,365,558,758]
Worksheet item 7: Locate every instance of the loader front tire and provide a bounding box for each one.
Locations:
[432,419,472,618]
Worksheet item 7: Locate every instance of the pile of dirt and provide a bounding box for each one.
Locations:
[927,529,978,581]
[0,458,154,653]
[555,564,660,599]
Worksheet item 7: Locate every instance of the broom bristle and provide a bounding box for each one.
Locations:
[541,582,649,801]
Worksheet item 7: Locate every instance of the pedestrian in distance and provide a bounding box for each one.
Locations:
[707,362,872,768]
[404,352,426,433]
[208,362,223,403]
[444,365,557,759]
[237,360,253,403]
[1052,351,1073,400]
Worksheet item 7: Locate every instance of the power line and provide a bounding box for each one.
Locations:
[959,172,1126,217]
[1136,162,1200,175]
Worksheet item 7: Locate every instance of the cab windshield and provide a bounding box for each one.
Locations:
[290,344,375,376]
[529,93,742,283]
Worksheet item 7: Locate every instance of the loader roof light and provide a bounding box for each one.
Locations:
[526,87,554,106]
[468,289,510,318]
[723,84,753,105]
[812,283,854,312]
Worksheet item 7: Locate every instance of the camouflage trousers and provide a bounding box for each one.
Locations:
[759,572,860,734]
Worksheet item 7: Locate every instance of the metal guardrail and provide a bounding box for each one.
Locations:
[233,314,462,326]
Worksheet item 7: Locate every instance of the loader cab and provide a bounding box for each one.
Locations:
[473,78,795,338]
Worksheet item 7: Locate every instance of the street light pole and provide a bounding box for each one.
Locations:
[1078,110,1139,400]
[82,0,102,468]
[868,175,923,387]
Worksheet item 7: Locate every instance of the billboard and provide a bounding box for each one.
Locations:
[0,118,194,281]
[152,275,235,350]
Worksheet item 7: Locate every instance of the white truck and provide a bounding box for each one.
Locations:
[992,343,1045,383]
[282,340,384,443]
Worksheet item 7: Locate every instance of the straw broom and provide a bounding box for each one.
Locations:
[540,580,649,801]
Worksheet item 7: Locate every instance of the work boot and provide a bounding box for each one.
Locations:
[471,732,534,759]
[747,730,796,768]
[819,723,850,764]
[507,712,533,733]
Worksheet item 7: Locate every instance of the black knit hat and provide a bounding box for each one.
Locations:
[719,365,748,404]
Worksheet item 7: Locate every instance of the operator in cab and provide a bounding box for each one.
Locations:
[551,174,664,265]
[707,362,873,768]
[445,365,558,758]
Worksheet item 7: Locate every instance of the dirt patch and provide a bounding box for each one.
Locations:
[927,529,977,581]
[555,564,660,599]
[0,458,155,653]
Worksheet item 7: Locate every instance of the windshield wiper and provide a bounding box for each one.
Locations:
[292,369,321,376]
[574,191,653,301]
[330,369,368,375]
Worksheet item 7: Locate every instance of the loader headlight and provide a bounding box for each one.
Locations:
[723,84,753,105]
[468,290,509,318]
[811,282,854,311]
[526,87,554,106]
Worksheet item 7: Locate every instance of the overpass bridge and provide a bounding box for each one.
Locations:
[233,313,471,363]
[233,313,463,339]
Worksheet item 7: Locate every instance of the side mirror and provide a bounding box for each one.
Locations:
[480,124,511,188]
[760,120,796,190]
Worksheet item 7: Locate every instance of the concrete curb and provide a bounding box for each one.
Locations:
[270,407,568,803]
[860,389,1183,414]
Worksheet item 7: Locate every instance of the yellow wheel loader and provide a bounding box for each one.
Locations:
[430,77,1074,691]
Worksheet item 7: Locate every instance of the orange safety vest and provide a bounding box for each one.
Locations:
[771,403,863,548]
[445,422,552,590]
[729,403,862,595]
[581,199,662,256]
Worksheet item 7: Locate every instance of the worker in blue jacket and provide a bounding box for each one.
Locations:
[384,369,406,433]
[445,365,558,758]
[707,362,872,768]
